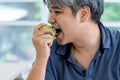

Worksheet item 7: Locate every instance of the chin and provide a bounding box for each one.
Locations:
[57,39,70,45]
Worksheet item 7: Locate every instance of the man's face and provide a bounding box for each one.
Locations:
[48,5,82,45]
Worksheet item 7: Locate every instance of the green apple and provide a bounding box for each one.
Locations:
[40,26,56,40]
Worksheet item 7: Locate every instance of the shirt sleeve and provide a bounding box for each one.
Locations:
[45,58,55,80]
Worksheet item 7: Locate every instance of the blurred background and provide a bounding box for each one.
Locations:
[0,0,49,63]
[0,0,120,79]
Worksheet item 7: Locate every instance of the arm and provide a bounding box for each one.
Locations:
[27,58,48,80]
[27,23,54,80]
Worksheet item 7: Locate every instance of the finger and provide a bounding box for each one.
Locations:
[32,34,53,47]
[33,23,47,34]
[33,33,53,40]
[42,36,53,47]
[33,28,55,38]
[39,28,55,35]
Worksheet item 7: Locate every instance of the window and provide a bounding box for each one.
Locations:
[102,0,120,30]
[0,0,49,62]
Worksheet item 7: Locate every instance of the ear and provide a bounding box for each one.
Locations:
[79,6,90,22]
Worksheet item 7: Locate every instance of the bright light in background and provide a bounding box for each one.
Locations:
[0,6,28,21]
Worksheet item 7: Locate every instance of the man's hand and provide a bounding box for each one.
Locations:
[32,23,55,60]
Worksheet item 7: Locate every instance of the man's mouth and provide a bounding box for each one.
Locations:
[55,29,61,37]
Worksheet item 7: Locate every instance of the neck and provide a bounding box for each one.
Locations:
[71,22,101,69]
[72,22,101,53]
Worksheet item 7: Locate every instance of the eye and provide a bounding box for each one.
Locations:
[55,11,61,13]
[54,10,62,14]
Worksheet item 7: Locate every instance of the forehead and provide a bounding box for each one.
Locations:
[48,4,66,10]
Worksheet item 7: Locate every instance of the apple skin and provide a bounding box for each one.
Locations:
[40,26,56,40]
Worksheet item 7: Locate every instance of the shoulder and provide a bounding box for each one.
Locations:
[105,27,120,58]
[99,22,120,70]
[103,26,120,44]
[105,27,120,53]
[99,23,120,57]
[107,27,120,37]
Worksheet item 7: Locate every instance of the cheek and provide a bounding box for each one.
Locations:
[62,22,76,36]
[63,28,74,41]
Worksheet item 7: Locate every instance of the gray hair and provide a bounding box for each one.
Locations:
[43,0,104,23]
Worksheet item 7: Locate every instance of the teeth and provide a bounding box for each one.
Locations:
[51,26,61,37]
[55,29,61,37]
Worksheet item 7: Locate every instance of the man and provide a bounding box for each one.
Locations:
[27,0,120,80]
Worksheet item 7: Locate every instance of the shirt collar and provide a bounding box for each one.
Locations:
[98,22,111,49]
[56,43,71,56]
[56,45,67,55]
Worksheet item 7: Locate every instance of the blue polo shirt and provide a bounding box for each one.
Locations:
[45,22,120,80]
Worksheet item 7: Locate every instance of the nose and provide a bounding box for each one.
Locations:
[48,14,56,24]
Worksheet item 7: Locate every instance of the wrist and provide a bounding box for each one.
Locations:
[35,57,48,65]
